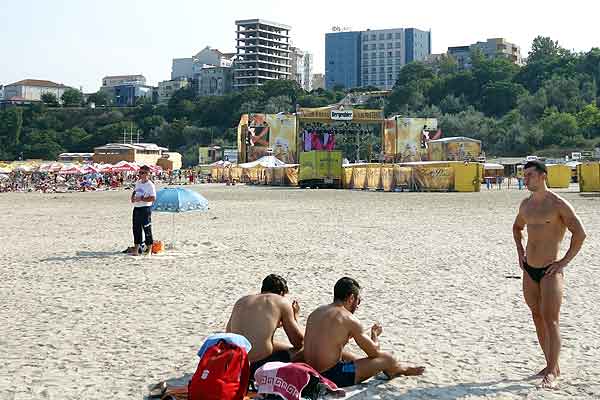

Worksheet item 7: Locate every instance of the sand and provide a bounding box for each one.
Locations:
[1,184,599,400]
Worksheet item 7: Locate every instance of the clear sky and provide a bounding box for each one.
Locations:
[1,0,598,92]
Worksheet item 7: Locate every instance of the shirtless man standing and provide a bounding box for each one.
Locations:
[226,274,304,378]
[513,160,586,388]
[303,277,425,387]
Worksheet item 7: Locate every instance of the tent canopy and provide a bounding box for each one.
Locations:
[238,156,286,169]
[484,163,504,170]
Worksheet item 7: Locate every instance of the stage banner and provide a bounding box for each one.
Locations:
[285,166,299,186]
[366,164,382,190]
[396,118,438,162]
[266,114,297,163]
[343,166,353,189]
[381,165,395,191]
[445,141,481,161]
[242,114,271,162]
[383,118,397,160]
[352,166,367,189]
[393,165,413,188]
[414,166,454,191]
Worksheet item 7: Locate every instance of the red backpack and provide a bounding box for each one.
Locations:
[188,340,250,400]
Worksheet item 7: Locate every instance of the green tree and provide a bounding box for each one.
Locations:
[41,92,59,106]
[87,90,111,106]
[576,103,600,138]
[539,111,579,146]
[0,107,23,146]
[22,130,65,159]
[61,88,83,107]
[264,95,293,113]
[261,80,303,104]
[480,81,525,117]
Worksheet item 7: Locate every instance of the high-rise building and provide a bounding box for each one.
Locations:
[234,19,292,90]
[448,38,522,69]
[290,47,313,91]
[360,28,405,90]
[405,28,432,64]
[325,31,362,90]
[326,27,431,90]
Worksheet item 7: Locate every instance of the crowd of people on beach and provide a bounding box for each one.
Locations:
[0,168,208,193]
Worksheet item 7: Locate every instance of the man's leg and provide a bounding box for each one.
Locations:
[353,352,424,384]
[142,207,153,247]
[132,208,143,252]
[540,272,564,387]
[523,271,547,373]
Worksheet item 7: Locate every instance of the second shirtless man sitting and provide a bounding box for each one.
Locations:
[226,274,304,378]
[303,277,425,387]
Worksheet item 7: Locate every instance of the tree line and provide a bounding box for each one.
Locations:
[1,36,599,165]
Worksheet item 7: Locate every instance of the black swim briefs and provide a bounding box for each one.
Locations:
[523,260,551,283]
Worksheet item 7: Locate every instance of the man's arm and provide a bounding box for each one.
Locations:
[547,198,587,275]
[143,182,157,203]
[349,318,381,358]
[280,300,304,349]
[512,201,527,270]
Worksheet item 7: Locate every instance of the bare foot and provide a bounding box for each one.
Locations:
[536,365,559,377]
[385,366,425,379]
[539,373,559,389]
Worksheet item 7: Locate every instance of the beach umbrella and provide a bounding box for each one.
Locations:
[112,161,140,172]
[82,164,100,174]
[59,165,83,175]
[152,187,209,247]
[15,165,33,173]
[100,164,114,173]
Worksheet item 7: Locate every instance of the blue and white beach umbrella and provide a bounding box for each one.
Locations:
[152,187,209,213]
[152,187,209,247]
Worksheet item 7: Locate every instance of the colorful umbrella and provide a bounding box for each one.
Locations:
[59,165,83,175]
[152,187,209,248]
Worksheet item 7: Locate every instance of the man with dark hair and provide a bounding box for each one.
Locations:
[513,160,586,388]
[303,277,425,387]
[226,274,304,378]
[130,165,156,255]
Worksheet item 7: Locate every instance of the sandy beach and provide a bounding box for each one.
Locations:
[1,184,599,400]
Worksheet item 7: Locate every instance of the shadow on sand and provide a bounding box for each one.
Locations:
[349,377,533,400]
[40,250,123,262]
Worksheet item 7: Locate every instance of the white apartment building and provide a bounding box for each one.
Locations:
[448,38,522,69]
[360,28,405,90]
[234,19,292,89]
[290,47,313,91]
[171,46,235,80]
[3,79,71,102]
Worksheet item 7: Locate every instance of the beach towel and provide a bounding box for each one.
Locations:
[255,362,345,400]
[196,333,252,358]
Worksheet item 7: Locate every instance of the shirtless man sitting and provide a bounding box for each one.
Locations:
[225,274,304,378]
[303,277,425,387]
[513,160,586,388]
